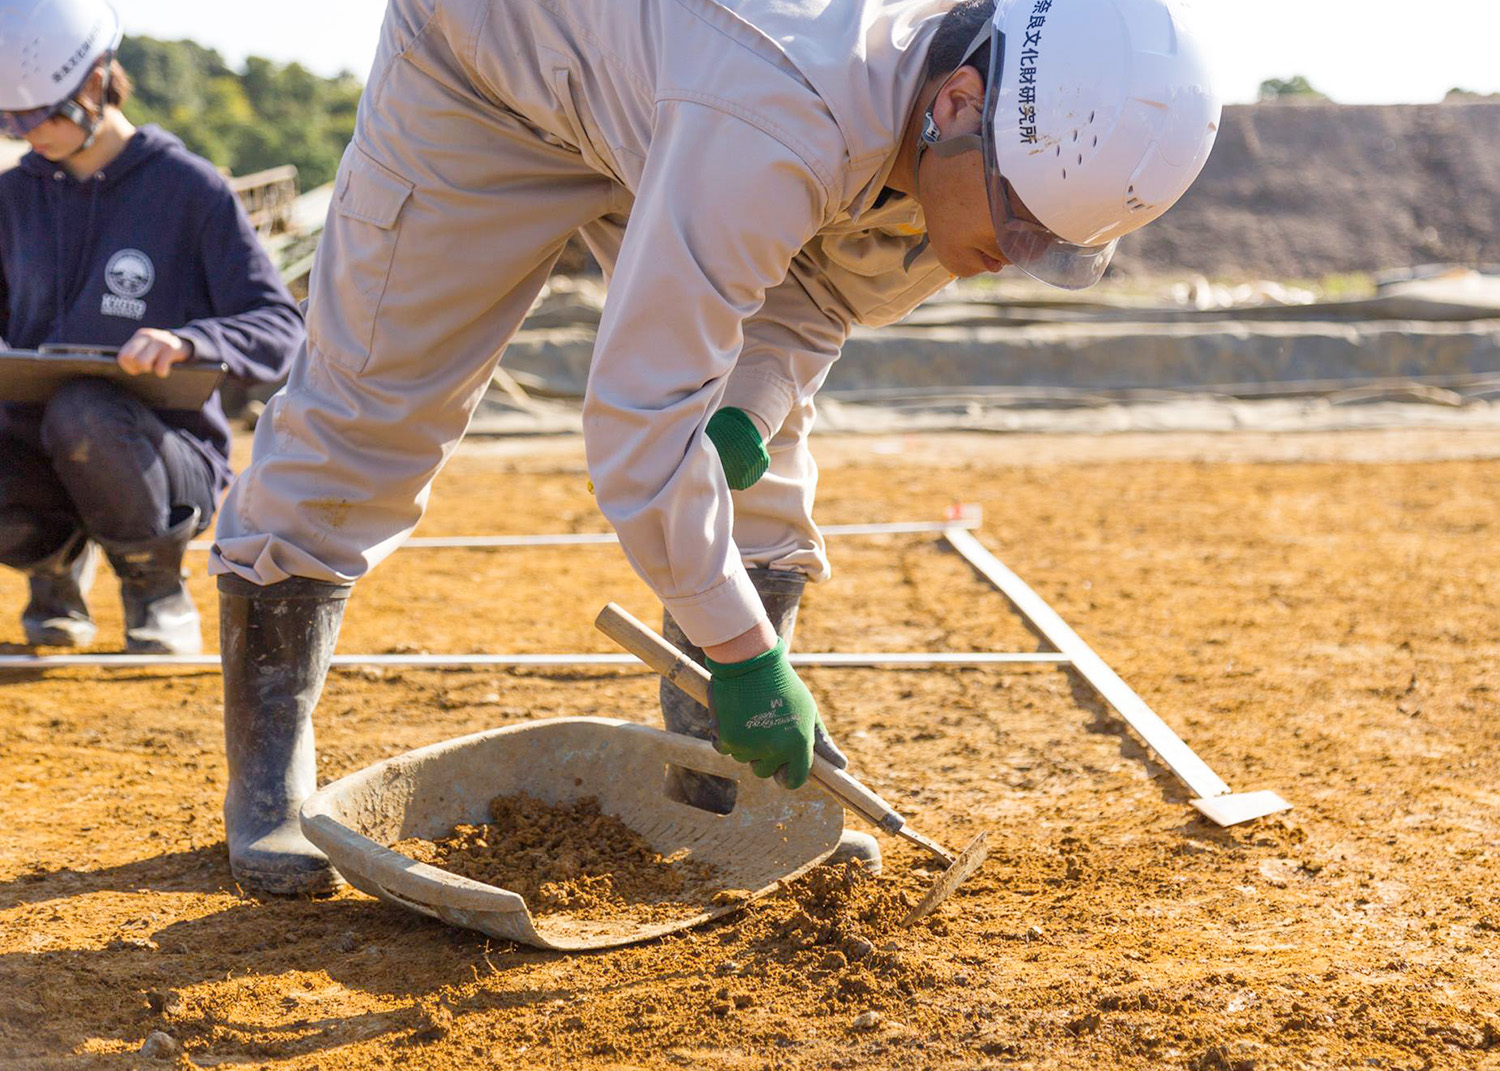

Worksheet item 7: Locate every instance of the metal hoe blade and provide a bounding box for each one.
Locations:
[901,832,990,927]
[593,602,994,914]
[898,825,957,867]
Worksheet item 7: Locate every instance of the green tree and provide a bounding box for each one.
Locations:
[1257,75,1328,102]
[116,36,362,189]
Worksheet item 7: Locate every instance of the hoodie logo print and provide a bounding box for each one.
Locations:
[102,249,154,320]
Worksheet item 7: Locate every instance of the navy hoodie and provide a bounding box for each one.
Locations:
[0,124,302,490]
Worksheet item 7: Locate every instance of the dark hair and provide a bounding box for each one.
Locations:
[105,59,132,108]
[71,57,131,118]
[925,0,997,84]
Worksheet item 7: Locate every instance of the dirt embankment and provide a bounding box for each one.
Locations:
[1120,101,1500,279]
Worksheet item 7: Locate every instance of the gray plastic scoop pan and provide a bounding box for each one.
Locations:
[299,717,844,950]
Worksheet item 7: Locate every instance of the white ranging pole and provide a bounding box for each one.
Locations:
[941,526,1291,827]
[184,516,985,553]
[0,651,1070,670]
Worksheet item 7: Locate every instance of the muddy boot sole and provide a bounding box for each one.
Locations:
[231,822,346,897]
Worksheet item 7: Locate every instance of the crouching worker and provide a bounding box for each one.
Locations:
[210,0,1220,895]
[0,0,301,653]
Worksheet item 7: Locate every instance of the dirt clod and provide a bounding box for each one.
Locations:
[843,937,874,961]
[145,989,181,1016]
[139,1031,178,1060]
[852,1010,882,1031]
[392,793,721,921]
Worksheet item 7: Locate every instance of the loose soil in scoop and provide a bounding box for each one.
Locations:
[392,793,723,922]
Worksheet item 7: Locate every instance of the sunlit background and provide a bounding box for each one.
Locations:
[116,0,1500,103]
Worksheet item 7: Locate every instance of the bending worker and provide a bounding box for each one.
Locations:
[0,0,300,654]
[211,0,1221,895]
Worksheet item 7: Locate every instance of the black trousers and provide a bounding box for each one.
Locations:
[0,378,218,568]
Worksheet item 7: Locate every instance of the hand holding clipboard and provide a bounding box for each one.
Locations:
[0,345,229,411]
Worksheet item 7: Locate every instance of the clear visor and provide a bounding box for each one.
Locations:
[0,105,61,140]
[976,25,1117,290]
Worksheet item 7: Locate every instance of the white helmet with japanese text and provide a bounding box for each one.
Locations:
[0,0,122,138]
[918,0,1221,289]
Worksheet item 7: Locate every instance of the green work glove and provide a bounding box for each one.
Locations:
[706,407,770,491]
[706,637,818,789]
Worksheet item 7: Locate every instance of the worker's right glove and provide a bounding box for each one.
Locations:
[706,637,818,789]
[706,407,770,491]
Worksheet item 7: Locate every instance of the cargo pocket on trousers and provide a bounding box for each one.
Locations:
[321,146,415,373]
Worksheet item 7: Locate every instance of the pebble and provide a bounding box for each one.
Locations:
[1025,925,1046,941]
[852,1010,882,1031]
[145,990,181,1016]
[844,937,874,962]
[716,960,742,976]
[333,931,359,953]
[139,1031,179,1060]
[109,936,156,951]
[819,951,848,972]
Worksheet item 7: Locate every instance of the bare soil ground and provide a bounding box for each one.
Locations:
[1,430,1497,1070]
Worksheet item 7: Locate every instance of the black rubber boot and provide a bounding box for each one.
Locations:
[98,507,203,655]
[661,568,881,872]
[219,574,350,896]
[21,529,98,647]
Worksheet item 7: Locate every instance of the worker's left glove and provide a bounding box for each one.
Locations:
[707,637,818,788]
[706,407,770,491]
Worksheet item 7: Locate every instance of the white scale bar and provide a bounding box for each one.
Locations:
[942,525,1233,800]
[0,651,1067,671]
[185,516,983,553]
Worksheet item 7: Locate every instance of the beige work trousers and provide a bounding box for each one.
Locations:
[210,0,828,606]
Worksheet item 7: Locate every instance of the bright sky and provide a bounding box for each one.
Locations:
[116,0,1500,105]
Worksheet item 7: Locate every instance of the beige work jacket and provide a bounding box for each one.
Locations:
[475,0,957,643]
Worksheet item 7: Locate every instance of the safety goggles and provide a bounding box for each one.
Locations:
[967,20,1118,289]
[1,60,102,141]
[0,101,66,139]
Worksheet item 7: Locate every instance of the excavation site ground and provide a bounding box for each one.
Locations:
[1,429,1497,1070]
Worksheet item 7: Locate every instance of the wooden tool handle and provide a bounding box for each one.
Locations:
[594,602,903,832]
[596,602,712,705]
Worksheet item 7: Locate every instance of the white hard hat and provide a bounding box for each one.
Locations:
[915,0,1221,288]
[0,0,121,116]
[985,0,1221,286]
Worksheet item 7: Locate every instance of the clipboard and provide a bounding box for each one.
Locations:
[0,346,229,411]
